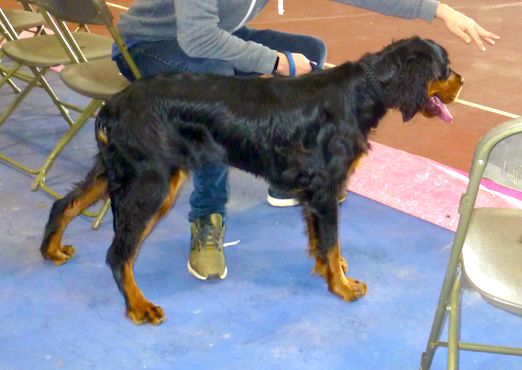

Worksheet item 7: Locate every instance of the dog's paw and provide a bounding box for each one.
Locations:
[329,276,368,302]
[127,301,166,325]
[43,245,76,265]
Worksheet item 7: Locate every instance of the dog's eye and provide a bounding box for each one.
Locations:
[441,65,450,79]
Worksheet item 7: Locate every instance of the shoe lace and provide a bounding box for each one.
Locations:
[196,224,222,251]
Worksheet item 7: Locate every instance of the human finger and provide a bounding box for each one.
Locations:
[483,37,497,45]
[466,25,486,51]
[476,24,501,42]
[450,24,472,44]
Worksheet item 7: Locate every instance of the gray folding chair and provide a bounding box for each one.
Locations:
[420,117,522,369]
[0,1,113,175]
[28,0,141,228]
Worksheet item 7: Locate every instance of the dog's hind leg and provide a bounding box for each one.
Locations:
[40,156,108,265]
[306,199,367,301]
[106,169,187,325]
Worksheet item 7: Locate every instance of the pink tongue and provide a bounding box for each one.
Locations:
[432,95,453,124]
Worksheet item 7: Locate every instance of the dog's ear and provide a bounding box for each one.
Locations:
[395,53,435,122]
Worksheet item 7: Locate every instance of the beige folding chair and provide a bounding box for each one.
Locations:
[0,3,45,93]
[0,1,113,175]
[420,117,522,369]
[27,0,141,228]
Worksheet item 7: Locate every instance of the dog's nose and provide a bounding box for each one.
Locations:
[453,71,464,86]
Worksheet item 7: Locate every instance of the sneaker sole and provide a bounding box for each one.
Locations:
[187,261,228,280]
[267,193,347,207]
[266,194,300,207]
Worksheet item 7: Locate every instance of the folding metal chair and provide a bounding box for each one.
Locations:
[0,1,113,175]
[420,117,522,369]
[0,3,45,93]
[28,0,141,228]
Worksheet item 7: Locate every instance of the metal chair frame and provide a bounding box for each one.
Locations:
[420,117,522,369]
[0,6,99,175]
[0,1,46,92]
[28,0,141,229]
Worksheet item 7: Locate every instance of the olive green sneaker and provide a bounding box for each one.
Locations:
[187,213,227,280]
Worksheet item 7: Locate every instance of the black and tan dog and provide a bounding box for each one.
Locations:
[40,37,462,325]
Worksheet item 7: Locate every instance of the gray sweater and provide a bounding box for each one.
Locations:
[118,0,439,74]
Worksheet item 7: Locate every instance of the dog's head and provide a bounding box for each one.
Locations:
[364,37,463,123]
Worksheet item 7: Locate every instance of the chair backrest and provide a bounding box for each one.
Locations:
[484,132,522,191]
[35,0,141,79]
[16,0,39,12]
[464,117,522,207]
[0,3,45,39]
[37,0,113,25]
[461,117,522,314]
[0,9,18,41]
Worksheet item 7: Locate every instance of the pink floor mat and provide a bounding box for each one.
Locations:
[348,141,522,231]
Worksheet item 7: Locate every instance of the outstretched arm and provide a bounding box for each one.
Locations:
[334,0,500,51]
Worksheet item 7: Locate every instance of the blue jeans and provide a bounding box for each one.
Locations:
[114,27,327,222]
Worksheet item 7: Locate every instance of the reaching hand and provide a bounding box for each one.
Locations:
[436,3,500,51]
[276,52,312,76]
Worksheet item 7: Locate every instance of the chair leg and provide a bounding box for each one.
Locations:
[31,98,110,229]
[31,98,103,192]
[91,198,110,230]
[0,65,40,127]
[0,66,76,127]
[0,49,21,92]
[0,62,39,85]
[447,274,462,370]
[420,264,461,369]
[0,68,21,93]
[0,66,87,174]
[0,64,43,173]
[33,68,76,127]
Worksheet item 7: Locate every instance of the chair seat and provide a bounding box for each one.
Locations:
[2,32,112,67]
[60,58,130,99]
[462,207,522,314]
[4,9,45,31]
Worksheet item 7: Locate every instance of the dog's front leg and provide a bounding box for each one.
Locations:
[305,200,367,301]
[305,209,348,276]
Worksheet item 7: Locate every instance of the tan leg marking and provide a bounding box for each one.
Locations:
[305,212,318,257]
[306,213,348,277]
[43,178,108,265]
[324,242,367,301]
[313,254,348,278]
[123,262,166,325]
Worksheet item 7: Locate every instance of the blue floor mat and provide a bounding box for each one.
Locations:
[0,70,521,370]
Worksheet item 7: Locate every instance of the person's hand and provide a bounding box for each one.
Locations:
[436,3,500,51]
[276,52,312,76]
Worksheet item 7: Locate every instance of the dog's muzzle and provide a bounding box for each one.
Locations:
[424,71,464,124]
